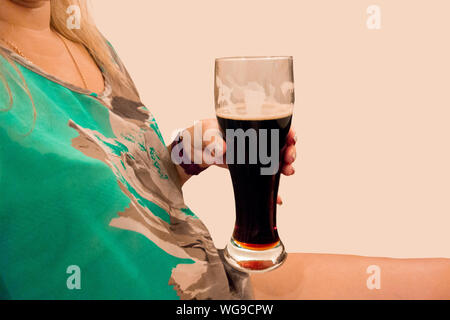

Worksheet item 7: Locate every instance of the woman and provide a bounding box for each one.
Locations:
[0,0,448,300]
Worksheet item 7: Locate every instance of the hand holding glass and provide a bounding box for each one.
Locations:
[214,56,294,273]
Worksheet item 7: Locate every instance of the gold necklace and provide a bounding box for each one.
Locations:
[0,37,27,59]
[0,33,88,90]
[54,32,88,90]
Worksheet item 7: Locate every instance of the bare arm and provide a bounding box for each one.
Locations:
[251,253,450,299]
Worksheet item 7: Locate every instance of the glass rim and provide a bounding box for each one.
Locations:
[215,55,293,62]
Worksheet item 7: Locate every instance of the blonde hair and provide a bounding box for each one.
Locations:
[0,0,129,133]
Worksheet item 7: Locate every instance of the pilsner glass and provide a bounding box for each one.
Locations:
[215,56,294,273]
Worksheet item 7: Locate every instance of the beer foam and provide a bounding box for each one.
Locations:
[216,103,293,120]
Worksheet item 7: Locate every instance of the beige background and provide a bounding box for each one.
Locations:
[91,0,450,258]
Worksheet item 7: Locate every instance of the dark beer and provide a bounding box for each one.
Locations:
[216,103,292,250]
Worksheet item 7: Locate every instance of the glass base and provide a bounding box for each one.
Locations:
[223,238,287,273]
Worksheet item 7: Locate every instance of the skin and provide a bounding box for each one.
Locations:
[1,0,449,300]
[252,253,450,299]
[0,0,104,94]
[171,118,297,203]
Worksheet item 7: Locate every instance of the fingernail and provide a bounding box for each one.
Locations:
[294,134,298,143]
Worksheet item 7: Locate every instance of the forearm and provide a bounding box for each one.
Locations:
[251,253,450,299]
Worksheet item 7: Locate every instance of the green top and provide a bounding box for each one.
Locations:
[0,43,251,300]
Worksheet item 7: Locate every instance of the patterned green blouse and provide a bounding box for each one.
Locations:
[0,43,251,300]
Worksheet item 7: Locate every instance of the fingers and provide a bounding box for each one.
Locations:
[201,121,227,168]
[216,138,228,168]
[283,145,296,164]
[281,143,296,176]
[280,129,297,175]
[210,125,298,176]
[286,128,297,146]
[281,164,295,176]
